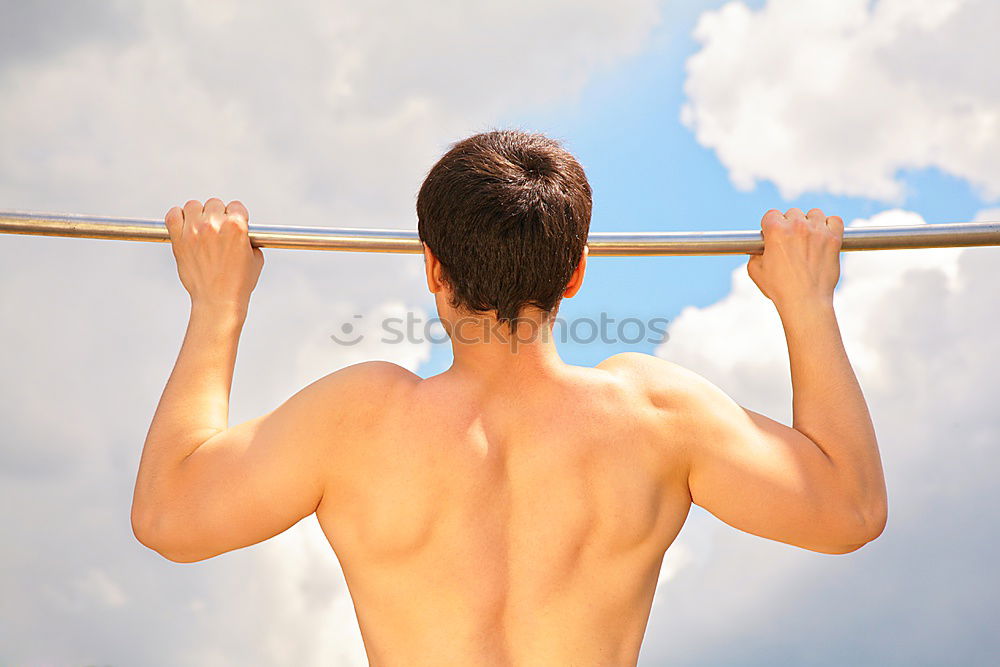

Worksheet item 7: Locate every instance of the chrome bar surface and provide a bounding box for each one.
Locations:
[2,209,999,256]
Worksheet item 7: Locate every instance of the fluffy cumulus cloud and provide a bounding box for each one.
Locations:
[0,0,661,664]
[680,0,1000,202]
[646,210,1000,665]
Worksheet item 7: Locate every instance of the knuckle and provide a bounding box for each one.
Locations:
[204,198,224,214]
[761,210,783,232]
[762,209,783,223]
[226,210,248,226]
[789,216,809,232]
[184,199,202,210]
[768,223,789,237]
[221,216,246,231]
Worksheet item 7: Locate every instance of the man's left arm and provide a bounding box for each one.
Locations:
[131,198,332,562]
[133,354,381,563]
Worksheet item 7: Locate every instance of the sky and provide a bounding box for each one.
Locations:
[1,0,998,664]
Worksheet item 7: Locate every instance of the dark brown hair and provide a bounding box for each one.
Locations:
[417,129,592,325]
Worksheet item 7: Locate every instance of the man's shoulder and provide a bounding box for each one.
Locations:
[320,359,420,391]
[597,352,688,387]
[301,360,420,414]
[596,352,719,412]
[331,359,421,383]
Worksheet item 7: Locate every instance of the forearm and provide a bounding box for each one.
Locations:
[777,297,886,522]
[132,302,246,520]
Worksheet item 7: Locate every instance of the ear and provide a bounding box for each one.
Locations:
[562,245,588,299]
[422,243,446,294]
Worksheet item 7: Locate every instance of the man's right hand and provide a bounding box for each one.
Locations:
[747,208,844,309]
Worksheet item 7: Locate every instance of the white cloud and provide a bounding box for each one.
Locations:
[680,0,1000,201]
[0,0,660,222]
[645,209,1000,664]
[75,568,129,609]
[0,1,662,664]
[975,207,1000,223]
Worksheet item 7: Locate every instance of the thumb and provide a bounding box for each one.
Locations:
[746,255,768,296]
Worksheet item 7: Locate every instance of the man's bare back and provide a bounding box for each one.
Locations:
[132,138,887,665]
[316,356,694,665]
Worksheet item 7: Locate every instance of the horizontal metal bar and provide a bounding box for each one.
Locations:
[2,209,999,257]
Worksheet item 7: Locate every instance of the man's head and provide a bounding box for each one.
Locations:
[417,130,592,329]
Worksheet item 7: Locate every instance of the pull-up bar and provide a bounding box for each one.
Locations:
[2,209,999,257]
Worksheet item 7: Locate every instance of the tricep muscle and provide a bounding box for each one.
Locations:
[681,374,867,553]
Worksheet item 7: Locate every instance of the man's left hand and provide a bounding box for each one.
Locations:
[164,198,264,314]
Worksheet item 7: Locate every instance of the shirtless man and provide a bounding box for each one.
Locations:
[131,130,887,665]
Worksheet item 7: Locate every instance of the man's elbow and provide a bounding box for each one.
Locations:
[136,535,208,564]
[131,503,159,548]
[131,510,173,559]
[855,492,888,543]
[821,500,888,555]
[131,509,206,563]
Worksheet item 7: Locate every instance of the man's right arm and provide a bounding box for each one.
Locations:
[638,208,887,554]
